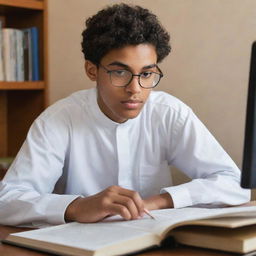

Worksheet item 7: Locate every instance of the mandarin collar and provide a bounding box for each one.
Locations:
[89,88,141,128]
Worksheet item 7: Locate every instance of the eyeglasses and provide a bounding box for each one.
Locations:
[99,64,163,89]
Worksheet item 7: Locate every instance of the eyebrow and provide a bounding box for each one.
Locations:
[107,61,157,70]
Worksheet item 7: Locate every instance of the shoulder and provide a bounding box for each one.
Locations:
[27,88,96,141]
[146,90,192,121]
[38,88,95,123]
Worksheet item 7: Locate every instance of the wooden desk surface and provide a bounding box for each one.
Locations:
[0,225,237,256]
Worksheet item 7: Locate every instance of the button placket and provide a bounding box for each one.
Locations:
[116,125,133,189]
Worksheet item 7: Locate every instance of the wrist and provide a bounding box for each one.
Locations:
[65,197,83,222]
[144,193,173,210]
[158,193,173,208]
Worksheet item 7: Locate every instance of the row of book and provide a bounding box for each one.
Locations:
[0,26,40,81]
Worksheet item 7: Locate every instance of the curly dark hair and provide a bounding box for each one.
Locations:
[81,3,171,65]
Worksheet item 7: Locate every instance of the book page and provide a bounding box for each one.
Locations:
[8,206,256,251]
[11,222,154,251]
[102,206,256,236]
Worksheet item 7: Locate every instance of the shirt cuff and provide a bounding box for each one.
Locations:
[45,194,81,225]
[160,184,193,208]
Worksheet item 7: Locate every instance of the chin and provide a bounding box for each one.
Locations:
[113,108,143,123]
[121,111,141,121]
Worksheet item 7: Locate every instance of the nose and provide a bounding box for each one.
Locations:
[125,75,142,94]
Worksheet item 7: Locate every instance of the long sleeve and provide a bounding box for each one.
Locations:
[161,108,250,208]
[0,89,120,227]
[0,118,79,226]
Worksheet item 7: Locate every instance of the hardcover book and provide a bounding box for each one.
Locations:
[3,206,256,256]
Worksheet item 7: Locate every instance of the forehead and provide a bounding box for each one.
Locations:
[101,44,157,69]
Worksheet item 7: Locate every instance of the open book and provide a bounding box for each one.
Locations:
[3,206,256,256]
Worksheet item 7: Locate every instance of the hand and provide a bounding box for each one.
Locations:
[143,193,174,210]
[65,186,145,223]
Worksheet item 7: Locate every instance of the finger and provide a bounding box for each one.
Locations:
[116,187,145,216]
[111,194,140,219]
[107,204,131,220]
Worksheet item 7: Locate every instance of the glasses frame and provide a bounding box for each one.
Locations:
[99,64,164,89]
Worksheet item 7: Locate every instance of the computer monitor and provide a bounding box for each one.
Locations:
[241,41,256,188]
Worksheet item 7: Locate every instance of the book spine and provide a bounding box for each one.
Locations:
[31,27,39,81]
[22,28,33,81]
[23,29,29,81]
[0,19,4,81]
[10,30,16,81]
[28,28,32,81]
[16,30,24,81]
[3,29,12,81]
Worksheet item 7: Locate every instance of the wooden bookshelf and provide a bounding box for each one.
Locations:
[0,0,44,10]
[0,81,45,90]
[0,0,48,158]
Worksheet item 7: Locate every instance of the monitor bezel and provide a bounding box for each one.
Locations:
[241,41,256,188]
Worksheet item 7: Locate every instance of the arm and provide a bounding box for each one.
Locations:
[162,108,250,208]
[0,118,78,226]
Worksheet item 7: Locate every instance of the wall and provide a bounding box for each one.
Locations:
[48,0,256,196]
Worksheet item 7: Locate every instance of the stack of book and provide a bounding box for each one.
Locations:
[3,206,256,255]
[0,20,40,82]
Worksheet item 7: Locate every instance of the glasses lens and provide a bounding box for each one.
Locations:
[107,68,162,88]
[140,72,161,88]
[110,70,132,87]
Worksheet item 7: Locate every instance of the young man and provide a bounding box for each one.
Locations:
[0,3,250,226]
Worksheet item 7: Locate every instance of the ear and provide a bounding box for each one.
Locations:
[84,60,98,81]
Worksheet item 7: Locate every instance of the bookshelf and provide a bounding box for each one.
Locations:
[0,0,48,158]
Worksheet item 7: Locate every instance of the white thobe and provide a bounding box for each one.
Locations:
[0,88,250,226]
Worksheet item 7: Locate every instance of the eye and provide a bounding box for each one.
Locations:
[141,71,153,79]
[111,70,127,77]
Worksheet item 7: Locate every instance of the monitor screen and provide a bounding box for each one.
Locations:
[241,41,256,188]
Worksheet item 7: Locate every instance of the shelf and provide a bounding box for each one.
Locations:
[0,0,47,158]
[0,81,45,90]
[0,0,43,10]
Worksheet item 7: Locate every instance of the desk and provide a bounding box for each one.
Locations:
[0,225,237,256]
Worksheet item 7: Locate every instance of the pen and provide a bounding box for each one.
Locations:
[144,209,156,220]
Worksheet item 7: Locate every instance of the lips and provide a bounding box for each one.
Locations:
[121,99,143,109]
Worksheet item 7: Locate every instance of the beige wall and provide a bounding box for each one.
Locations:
[48,0,256,195]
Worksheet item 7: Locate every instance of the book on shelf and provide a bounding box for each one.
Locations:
[23,27,40,81]
[23,28,32,81]
[3,205,256,256]
[0,18,4,81]
[2,28,15,81]
[1,26,40,82]
[31,27,40,81]
[3,28,24,81]
[16,29,25,81]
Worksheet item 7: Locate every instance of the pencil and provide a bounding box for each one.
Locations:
[144,209,156,220]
